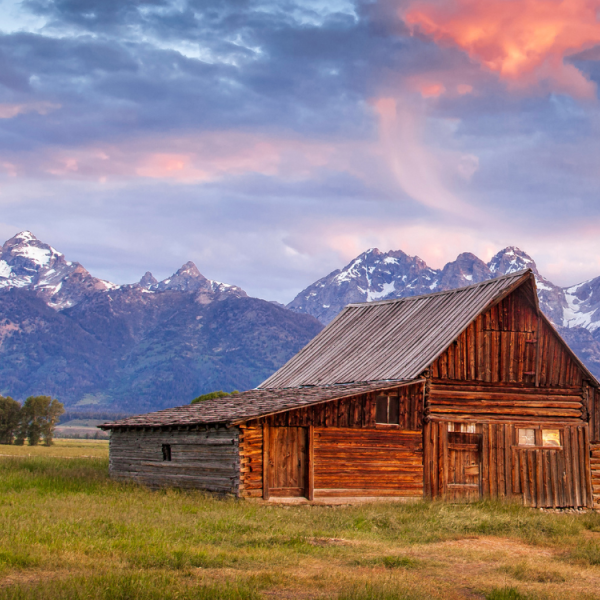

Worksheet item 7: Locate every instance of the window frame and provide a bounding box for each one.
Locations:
[375,393,401,427]
[516,427,562,449]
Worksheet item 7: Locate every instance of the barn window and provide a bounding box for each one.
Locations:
[518,428,536,446]
[518,428,562,447]
[375,394,400,425]
[448,422,476,433]
[162,444,172,461]
[542,430,561,447]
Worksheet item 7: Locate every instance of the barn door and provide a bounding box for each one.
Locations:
[267,427,308,497]
[447,431,482,501]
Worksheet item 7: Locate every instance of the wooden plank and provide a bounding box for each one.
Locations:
[262,423,270,500]
[482,423,490,498]
[570,427,581,507]
[307,426,314,501]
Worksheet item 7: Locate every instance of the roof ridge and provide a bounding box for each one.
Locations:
[345,269,532,308]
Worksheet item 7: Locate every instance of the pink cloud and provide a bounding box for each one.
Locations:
[404,0,600,98]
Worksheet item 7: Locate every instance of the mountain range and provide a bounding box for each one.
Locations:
[1,231,600,412]
[0,232,322,412]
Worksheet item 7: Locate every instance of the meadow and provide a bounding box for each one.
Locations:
[0,440,599,600]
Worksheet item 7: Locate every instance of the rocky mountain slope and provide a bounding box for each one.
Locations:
[288,246,600,378]
[0,232,322,412]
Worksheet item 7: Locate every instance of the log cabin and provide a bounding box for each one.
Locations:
[100,270,600,509]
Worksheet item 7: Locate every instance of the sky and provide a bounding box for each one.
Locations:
[1,0,600,302]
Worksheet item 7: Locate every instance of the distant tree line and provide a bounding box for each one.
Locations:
[0,395,64,446]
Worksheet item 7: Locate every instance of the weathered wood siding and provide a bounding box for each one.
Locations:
[109,427,240,494]
[238,384,425,499]
[430,288,583,387]
[424,421,592,508]
[313,428,422,497]
[592,444,600,510]
[253,384,424,429]
[589,386,600,443]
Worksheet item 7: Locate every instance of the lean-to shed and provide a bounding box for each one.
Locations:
[101,270,600,508]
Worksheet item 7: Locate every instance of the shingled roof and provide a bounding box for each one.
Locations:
[261,270,536,388]
[100,381,406,430]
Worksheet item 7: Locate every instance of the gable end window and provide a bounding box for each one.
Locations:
[162,444,172,461]
[375,394,400,425]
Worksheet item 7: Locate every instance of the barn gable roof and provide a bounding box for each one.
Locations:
[261,270,537,388]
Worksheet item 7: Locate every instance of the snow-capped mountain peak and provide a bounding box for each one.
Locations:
[488,246,536,275]
[0,232,246,311]
[0,231,118,309]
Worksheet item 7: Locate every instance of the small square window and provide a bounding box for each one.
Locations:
[518,428,535,446]
[542,430,561,447]
[162,444,172,461]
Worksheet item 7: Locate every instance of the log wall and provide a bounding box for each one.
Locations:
[424,421,592,508]
[313,428,422,497]
[109,427,240,494]
[429,382,585,423]
[238,383,424,499]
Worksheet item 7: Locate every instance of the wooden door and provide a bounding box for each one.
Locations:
[447,432,482,501]
[268,427,308,497]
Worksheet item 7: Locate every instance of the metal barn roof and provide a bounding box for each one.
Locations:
[260,270,534,389]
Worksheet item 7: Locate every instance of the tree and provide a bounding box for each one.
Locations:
[191,390,238,404]
[17,396,64,446]
[0,396,21,445]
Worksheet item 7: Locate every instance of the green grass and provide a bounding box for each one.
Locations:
[0,573,263,600]
[1,444,599,599]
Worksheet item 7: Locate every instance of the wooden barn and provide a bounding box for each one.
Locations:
[101,270,600,509]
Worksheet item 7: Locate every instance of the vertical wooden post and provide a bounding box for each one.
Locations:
[307,425,314,501]
[535,318,542,387]
[262,422,270,500]
[441,422,449,500]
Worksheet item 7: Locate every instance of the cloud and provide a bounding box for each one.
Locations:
[404,0,600,98]
[0,101,59,118]
[371,96,480,215]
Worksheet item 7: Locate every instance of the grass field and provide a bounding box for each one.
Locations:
[1,441,599,599]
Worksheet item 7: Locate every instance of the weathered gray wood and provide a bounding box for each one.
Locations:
[109,427,240,494]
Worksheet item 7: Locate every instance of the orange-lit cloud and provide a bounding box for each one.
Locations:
[404,0,600,98]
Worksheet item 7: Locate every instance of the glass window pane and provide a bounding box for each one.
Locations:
[447,422,454,432]
[375,396,388,423]
[542,430,561,447]
[518,428,535,446]
[388,395,400,425]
